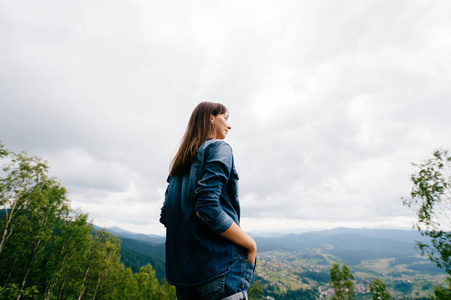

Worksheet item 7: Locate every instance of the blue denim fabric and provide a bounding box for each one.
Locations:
[160,140,247,286]
[175,258,255,300]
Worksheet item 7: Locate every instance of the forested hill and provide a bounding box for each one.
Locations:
[92,225,167,280]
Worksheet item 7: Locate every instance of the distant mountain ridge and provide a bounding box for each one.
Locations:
[100,226,426,245]
[92,224,166,244]
[253,227,430,266]
[255,227,427,250]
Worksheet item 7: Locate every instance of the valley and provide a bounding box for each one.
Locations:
[255,249,446,299]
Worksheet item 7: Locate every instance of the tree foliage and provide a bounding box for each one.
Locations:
[403,149,451,273]
[329,263,355,300]
[432,277,451,300]
[402,149,451,298]
[403,149,451,268]
[0,142,175,299]
[248,282,264,300]
[369,278,391,300]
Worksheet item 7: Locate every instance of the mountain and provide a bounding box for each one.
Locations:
[92,224,166,244]
[254,227,429,266]
[107,226,166,244]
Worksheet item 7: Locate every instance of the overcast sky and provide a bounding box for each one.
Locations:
[1,0,451,236]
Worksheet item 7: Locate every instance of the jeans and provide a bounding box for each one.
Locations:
[175,259,255,300]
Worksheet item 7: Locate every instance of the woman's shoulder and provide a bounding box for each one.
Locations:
[201,139,231,149]
[199,139,233,158]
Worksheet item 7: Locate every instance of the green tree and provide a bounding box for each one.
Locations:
[134,264,160,299]
[78,229,123,299]
[0,143,54,256]
[17,180,70,299]
[248,281,264,300]
[107,266,139,299]
[1,142,172,299]
[432,277,451,300]
[0,143,73,299]
[369,278,391,300]
[329,263,355,300]
[402,149,451,299]
[42,213,93,299]
[158,279,176,300]
[403,149,451,273]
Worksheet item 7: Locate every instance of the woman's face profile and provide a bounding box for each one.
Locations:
[211,113,231,140]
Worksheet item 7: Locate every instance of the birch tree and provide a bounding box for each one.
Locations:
[403,149,451,298]
[43,213,92,299]
[369,278,391,300]
[0,143,50,255]
[1,142,175,299]
[329,263,355,300]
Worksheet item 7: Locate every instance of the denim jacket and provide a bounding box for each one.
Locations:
[160,139,246,286]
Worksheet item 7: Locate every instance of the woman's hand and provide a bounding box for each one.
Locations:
[219,222,257,264]
[246,243,257,264]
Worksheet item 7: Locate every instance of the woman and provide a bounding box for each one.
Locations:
[160,102,257,300]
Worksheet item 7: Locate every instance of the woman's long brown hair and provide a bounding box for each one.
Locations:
[170,102,228,176]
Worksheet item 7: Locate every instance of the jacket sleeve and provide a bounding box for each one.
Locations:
[194,142,234,234]
[159,176,170,227]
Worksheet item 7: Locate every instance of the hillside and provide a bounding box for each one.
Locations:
[94,225,167,280]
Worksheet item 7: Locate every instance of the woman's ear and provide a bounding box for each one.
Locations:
[210,115,215,124]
